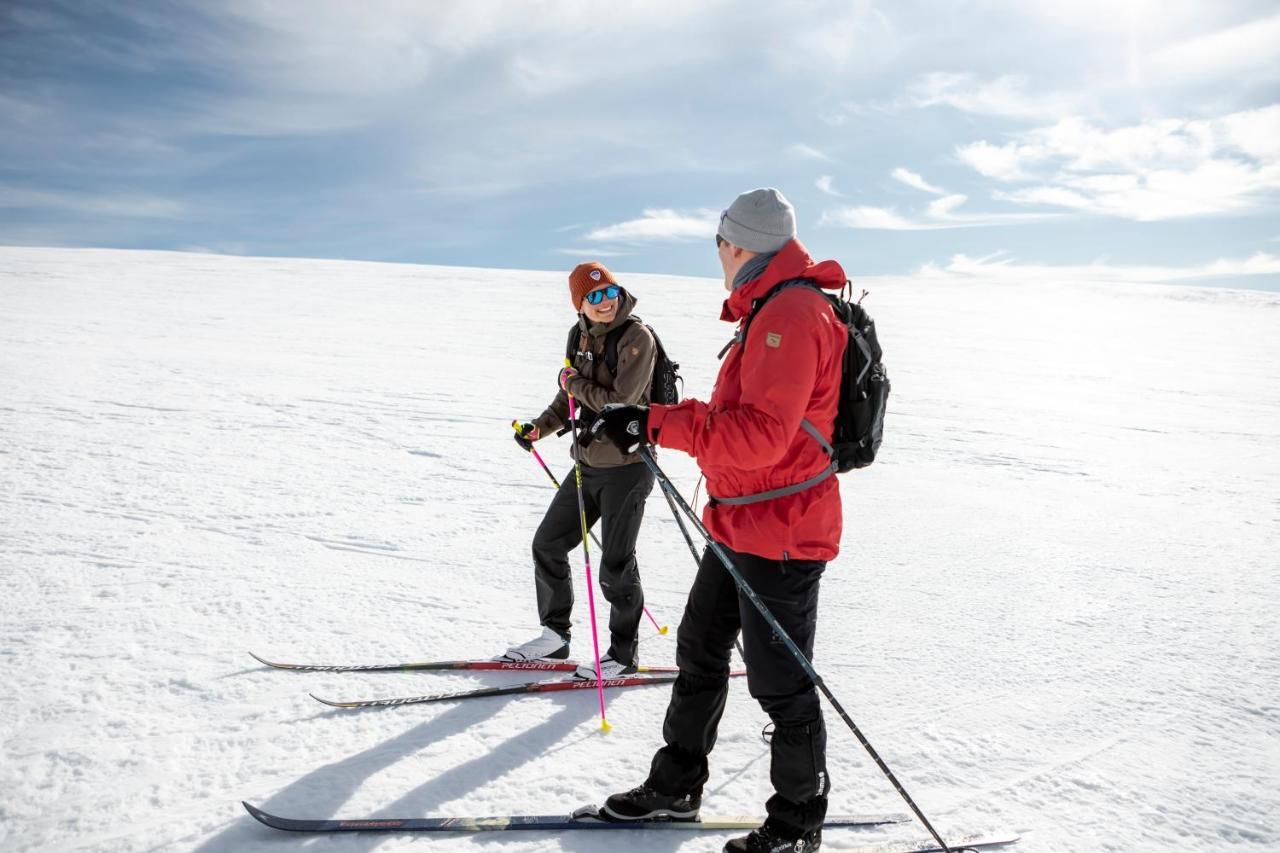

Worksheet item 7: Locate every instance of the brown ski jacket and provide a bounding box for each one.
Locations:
[533,290,656,468]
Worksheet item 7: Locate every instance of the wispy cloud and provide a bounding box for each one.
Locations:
[822,207,924,230]
[582,208,719,243]
[790,144,837,163]
[815,176,843,197]
[891,167,946,195]
[821,193,1053,231]
[4,2,1277,280]
[955,106,1280,220]
[907,72,1076,120]
[1146,12,1280,85]
[0,187,184,219]
[552,247,634,258]
[918,250,1280,284]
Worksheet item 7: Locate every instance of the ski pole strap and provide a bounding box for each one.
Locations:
[708,419,837,506]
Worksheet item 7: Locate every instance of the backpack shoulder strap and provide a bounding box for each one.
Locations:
[565,323,583,362]
[741,279,822,348]
[602,317,637,374]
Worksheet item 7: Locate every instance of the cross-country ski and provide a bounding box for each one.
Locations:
[309,672,722,709]
[248,650,681,674]
[241,801,913,833]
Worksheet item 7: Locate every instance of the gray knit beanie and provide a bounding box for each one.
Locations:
[718,188,796,253]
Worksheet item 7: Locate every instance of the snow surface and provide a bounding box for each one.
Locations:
[1,246,1277,853]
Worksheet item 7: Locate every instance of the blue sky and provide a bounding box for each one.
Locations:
[3,0,1279,288]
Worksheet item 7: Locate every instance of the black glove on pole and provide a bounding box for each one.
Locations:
[590,404,650,454]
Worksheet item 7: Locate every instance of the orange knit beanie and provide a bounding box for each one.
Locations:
[568,261,618,309]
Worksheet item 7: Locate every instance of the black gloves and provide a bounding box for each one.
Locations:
[512,421,538,452]
[590,404,650,454]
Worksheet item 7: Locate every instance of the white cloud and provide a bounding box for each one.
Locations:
[918,250,1280,284]
[891,167,946,194]
[0,187,184,219]
[999,159,1280,221]
[956,140,1045,182]
[907,72,1076,119]
[821,206,926,230]
[956,106,1280,220]
[583,208,719,243]
[820,195,1054,231]
[768,5,895,73]
[790,144,836,163]
[926,194,967,218]
[1000,0,1199,35]
[1216,104,1280,162]
[552,247,634,258]
[815,175,843,197]
[1146,13,1280,85]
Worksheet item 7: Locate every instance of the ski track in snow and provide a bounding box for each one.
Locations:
[1,247,1277,852]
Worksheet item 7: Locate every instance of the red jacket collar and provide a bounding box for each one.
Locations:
[720,239,847,322]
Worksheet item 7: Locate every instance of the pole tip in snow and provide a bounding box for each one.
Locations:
[659,625,670,635]
[600,719,613,733]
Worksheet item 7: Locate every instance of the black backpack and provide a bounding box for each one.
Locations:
[740,279,888,472]
[565,316,682,407]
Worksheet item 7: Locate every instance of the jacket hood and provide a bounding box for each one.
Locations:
[720,239,846,323]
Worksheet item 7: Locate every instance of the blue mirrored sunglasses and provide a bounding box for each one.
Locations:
[585,284,621,305]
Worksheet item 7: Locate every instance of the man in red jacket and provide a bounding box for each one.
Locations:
[591,188,848,853]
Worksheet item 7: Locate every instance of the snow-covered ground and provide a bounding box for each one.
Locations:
[1,246,1276,853]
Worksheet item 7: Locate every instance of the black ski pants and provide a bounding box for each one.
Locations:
[646,543,829,835]
[531,461,653,666]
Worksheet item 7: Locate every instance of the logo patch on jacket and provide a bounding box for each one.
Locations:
[766,332,782,348]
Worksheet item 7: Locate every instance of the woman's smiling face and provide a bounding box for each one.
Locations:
[582,284,621,323]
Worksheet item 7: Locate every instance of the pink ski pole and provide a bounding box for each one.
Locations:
[565,386,610,731]
[514,421,668,635]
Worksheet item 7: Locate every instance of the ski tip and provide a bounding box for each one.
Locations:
[247,651,274,667]
[243,801,270,823]
[242,801,305,833]
[310,693,348,708]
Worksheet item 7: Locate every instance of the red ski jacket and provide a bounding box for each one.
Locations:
[648,239,847,561]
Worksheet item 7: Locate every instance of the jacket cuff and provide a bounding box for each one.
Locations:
[647,404,669,445]
[563,374,587,400]
[532,410,560,436]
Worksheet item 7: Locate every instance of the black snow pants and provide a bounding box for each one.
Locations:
[531,461,654,666]
[646,543,829,835]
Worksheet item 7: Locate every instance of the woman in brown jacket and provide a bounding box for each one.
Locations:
[506,262,657,679]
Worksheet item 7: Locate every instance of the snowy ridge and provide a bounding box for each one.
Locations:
[1,247,1277,852]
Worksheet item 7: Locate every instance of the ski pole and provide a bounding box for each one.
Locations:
[655,479,744,659]
[639,447,956,853]
[513,421,668,636]
[565,375,610,732]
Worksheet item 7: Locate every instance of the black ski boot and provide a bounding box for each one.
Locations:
[602,783,701,821]
[723,820,822,852]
